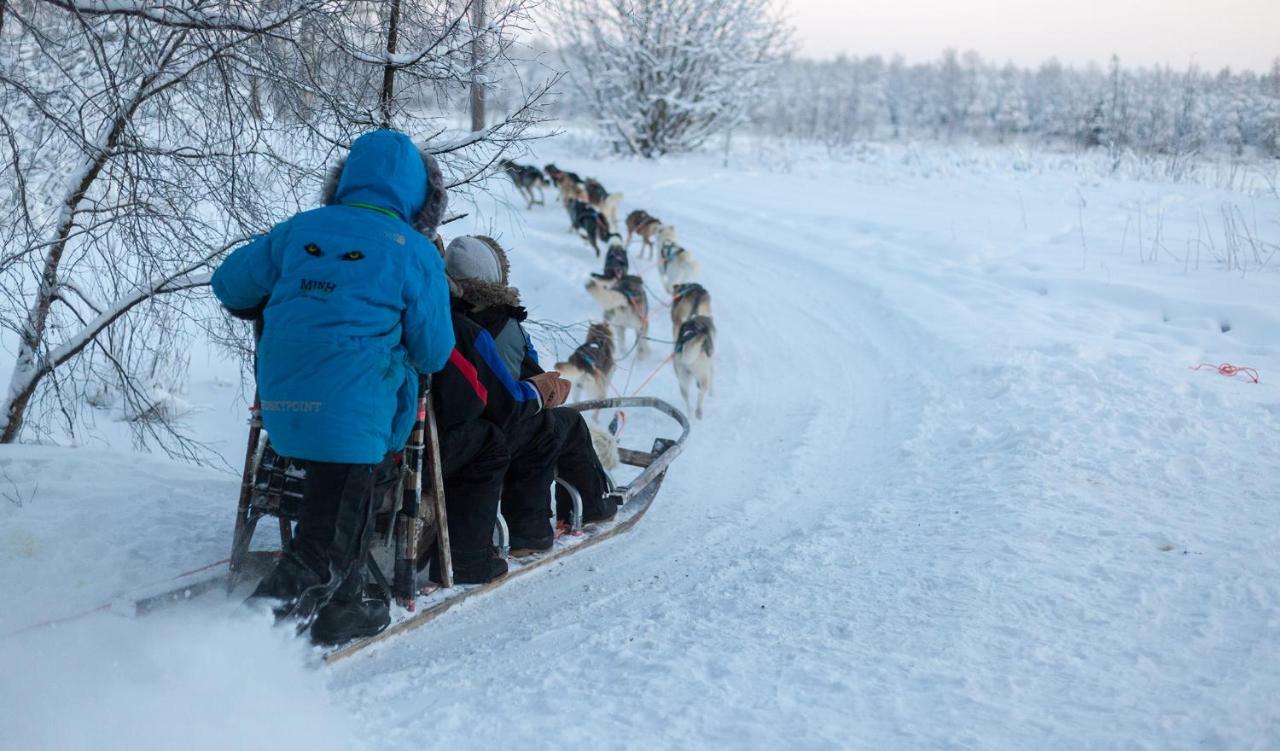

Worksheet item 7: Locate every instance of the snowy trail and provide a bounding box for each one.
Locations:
[331,152,1280,748]
[2,144,1278,749]
[332,171,940,749]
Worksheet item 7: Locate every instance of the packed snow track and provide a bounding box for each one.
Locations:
[2,144,1278,750]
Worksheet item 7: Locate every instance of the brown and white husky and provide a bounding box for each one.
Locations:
[625,210,674,258]
[673,315,715,420]
[669,282,712,339]
[554,322,616,403]
[584,274,650,357]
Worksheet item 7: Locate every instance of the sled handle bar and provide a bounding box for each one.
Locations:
[565,396,691,505]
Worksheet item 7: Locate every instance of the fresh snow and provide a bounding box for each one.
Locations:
[1,140,1278,749]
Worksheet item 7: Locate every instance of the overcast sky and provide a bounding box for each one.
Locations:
[785,0,1278,73]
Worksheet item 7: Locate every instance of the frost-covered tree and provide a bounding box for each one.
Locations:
[0,0,318,454]
[992,64,1030,141]
[0,0,554,455]
[558,0,790,157]
[746,50,1280,161]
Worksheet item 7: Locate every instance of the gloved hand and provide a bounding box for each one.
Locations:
[528,371,572,409]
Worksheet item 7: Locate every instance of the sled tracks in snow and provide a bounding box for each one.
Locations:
[123,397,689,663]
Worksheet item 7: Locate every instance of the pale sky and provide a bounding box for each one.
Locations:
[786,0,1279,73]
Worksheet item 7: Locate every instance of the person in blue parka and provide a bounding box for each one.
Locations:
[211,129,452,645]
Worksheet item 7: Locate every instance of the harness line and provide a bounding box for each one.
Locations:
[1190,362,1260,383]
[4,556,236,638]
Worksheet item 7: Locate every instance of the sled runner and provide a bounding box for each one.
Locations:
[222,389,689,662]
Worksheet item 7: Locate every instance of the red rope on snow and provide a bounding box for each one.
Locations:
[1190,362,1260,384]
[3,556,234,638]
[3,602,113,638]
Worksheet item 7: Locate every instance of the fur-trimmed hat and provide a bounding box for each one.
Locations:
[444,235,520,309]
[320,130,449,237]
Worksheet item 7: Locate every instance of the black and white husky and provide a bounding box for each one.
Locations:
[658,239,700,294]
[674,315,715,420]
[585,274,649,357]
[601,234,629,279]
[570,200,611,257]
[554,322,616,404]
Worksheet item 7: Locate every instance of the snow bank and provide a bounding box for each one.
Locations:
[0,446,364,751]
[0,607,361,751]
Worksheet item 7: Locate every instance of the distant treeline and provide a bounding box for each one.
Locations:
[751,51,1280,159]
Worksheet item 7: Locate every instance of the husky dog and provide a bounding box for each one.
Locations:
[585,178,608,206]
[554,322,616,404]
[585,178,625,229]
[555,171,586,208]
[658,239,701,294]
[585,274,649,357]
[570,200,611,257]
[586,420,620,470]
[500,159,548,209]
[601,234,629,279]
[625,210,662,256]
[544,163,564,184]
[669,282,712,339]
[674,315,715,420]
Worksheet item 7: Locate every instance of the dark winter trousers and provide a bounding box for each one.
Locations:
[438,419,510,562]
[502,407,613,538]
[548,408,614,522]
[263,456,393,606]
[501,409,560,539]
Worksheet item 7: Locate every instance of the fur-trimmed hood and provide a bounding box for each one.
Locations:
[320,129,449,237]
[447,235,521,309]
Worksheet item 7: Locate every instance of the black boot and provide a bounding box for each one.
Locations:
[246,552,325,620]
[507,503,554,555]
[250,459,383,627]
[508,527,553,555]
[429,546,508,585]
[310,571,390,646]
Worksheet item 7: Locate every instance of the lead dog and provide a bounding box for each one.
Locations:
[658,238,700,294]
[554,322,616,404]
[500,159,548,209]
[673,315,715,420]
[669,282,712,339]
[585,274,649,357]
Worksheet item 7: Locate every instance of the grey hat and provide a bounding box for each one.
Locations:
[444,235,519,308]
[445,236,506,285]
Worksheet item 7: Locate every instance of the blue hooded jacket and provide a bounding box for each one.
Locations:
[211,129,454,464]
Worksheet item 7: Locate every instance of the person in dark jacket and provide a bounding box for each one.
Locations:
[443,236,618,554]
[425,237,572,583]
[211,129,452,645]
